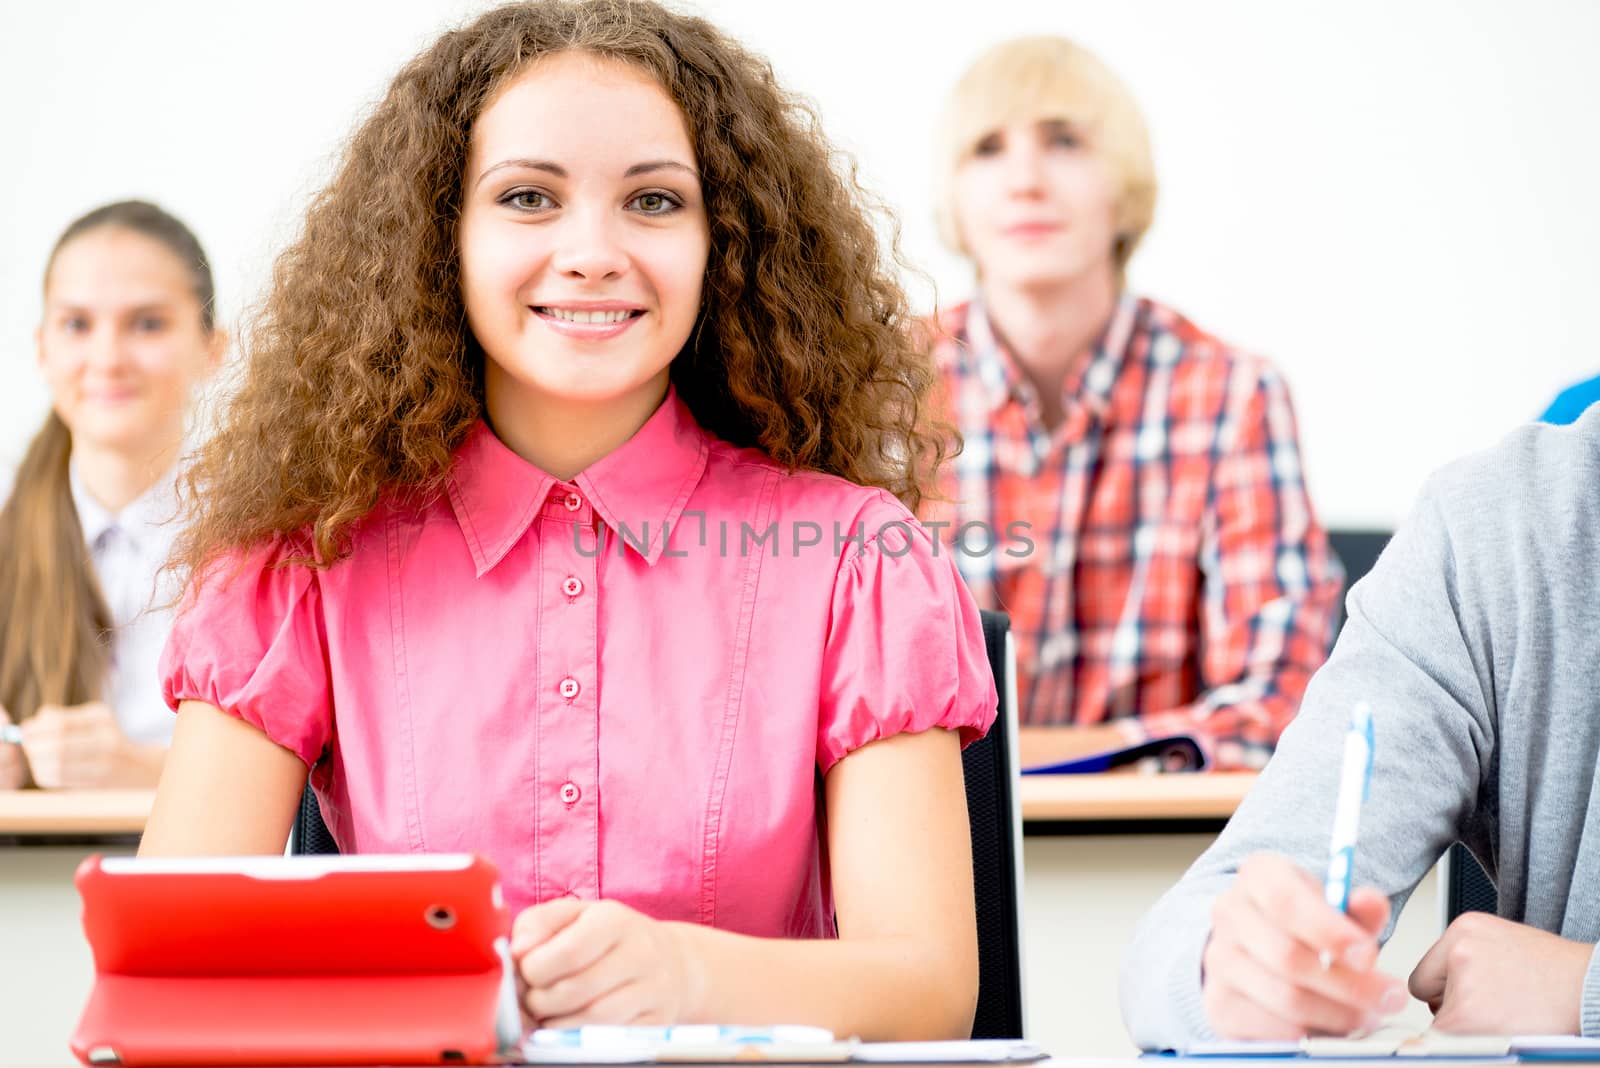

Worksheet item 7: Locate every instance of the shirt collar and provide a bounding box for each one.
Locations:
[962,298,1029,413]
[964,292,1142,424]
[68,461,182,553]
[446,385,710,576]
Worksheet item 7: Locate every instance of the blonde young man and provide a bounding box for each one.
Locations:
[927,37,1344,770]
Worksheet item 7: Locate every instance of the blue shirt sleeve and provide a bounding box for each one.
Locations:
[1540,375,1600,425]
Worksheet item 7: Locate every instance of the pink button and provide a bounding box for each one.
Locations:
[562,491,582,511]
[559,782,581,805]
[558,677,580,700]
[562,576,583,598]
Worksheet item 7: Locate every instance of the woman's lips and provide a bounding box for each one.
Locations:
[1002,222,1064,239]
[532,306,646,341]
[82,388,140,405]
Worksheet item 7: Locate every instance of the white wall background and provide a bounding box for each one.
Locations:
[3,0,1597,527]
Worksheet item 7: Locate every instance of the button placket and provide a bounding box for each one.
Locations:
[536,482,601,900]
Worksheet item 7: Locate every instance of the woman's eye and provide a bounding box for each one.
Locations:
[134,317,168,332]
[1048,130,1081,149]
[62,317,89,334]
[505,190,551,211]
[971,134,1003,158]
[630,192,678,215]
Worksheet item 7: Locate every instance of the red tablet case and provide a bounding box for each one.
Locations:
[70,854,517,1066]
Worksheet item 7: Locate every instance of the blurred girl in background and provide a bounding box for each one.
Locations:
[0,200,223,789]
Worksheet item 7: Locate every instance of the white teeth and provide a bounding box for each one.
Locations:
[541,307,635,324]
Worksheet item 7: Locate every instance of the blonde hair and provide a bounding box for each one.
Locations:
[934,36,1157,275]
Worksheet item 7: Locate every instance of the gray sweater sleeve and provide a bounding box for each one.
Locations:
[1119,473,1496,1051]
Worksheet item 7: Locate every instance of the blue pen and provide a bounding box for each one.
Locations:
[1323,702,1375,913]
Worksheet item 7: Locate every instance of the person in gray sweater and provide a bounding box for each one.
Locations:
[1121,406,1600,1049]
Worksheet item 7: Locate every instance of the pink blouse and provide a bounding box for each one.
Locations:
[161,389,995,934]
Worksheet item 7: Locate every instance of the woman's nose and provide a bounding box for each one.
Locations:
[549,209,629,281]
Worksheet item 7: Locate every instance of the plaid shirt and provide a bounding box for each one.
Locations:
[927,295,1343,769]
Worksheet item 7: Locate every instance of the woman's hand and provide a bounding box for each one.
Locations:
[0,706,26,789]
[21,702,163,788]
[511,897,703,1028]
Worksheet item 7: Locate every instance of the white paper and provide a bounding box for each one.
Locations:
[853,1040,1047,1062]
[1510,1035,1600,1053]
[1181,1040,1303,1057]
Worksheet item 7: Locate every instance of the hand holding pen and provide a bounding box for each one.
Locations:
[1200,703,1409,1039]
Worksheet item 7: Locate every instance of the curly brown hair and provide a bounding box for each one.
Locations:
[175,0,948,581]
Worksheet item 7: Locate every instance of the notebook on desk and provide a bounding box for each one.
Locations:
[1163,1028,1600,1061]
[522,1028,1048,1064]
[1020,733,1206,775]
[70,853,519,1066]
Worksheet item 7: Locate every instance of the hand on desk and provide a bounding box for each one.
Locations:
[512,896,701,1027]
[17,701,165,789]
[1203,853,1409,1039]
[0,707,24,789]
[1410,912,1590,1035]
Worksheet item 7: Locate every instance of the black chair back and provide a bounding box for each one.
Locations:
[289,610,1030,1038]
[964,609,1026,1039]
[1445,845,1498,920]
[288,780,339,856]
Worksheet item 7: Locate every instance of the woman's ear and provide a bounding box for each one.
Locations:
[201,324,231,378]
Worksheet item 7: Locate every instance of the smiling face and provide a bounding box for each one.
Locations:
[458,50,711,452]
[37,226,221,458]
[953,117,1121,293]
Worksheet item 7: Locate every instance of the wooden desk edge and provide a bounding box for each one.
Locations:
[1018,772,1256,821]
[0,775,1257,836]
[0,790,154,835]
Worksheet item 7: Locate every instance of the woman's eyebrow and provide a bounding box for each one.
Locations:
[475,158,567,187]
[474,157,699,187]
[46,298,178,315]
[622,160,698,179]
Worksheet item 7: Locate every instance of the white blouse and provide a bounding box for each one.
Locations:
[68,465,183,746]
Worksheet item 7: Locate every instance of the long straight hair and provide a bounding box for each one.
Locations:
[0,201,215,747]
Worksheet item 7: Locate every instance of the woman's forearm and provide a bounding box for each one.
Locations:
[667,921,977,1040]
[111,741,168,789]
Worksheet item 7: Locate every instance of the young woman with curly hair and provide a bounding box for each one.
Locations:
[139,0,994,1039]
[0,200,224,790]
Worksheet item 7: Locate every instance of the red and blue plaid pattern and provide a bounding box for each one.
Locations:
[927,295,1343,769]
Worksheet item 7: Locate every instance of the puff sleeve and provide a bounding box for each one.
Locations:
[816,506,996,773]
[159,537,333,768]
